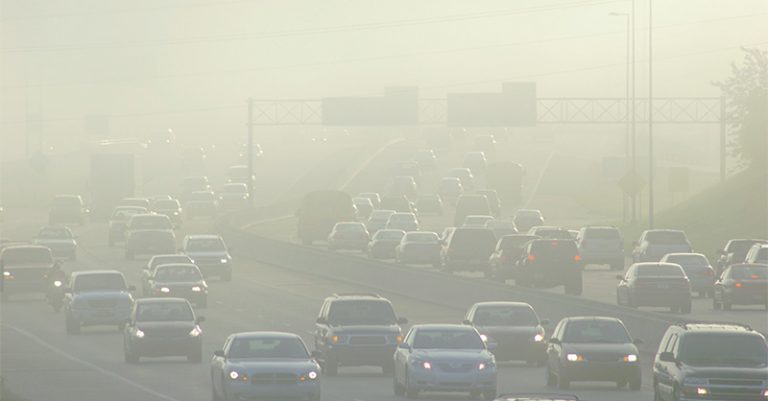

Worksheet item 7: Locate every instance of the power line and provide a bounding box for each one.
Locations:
[1,0,622,53]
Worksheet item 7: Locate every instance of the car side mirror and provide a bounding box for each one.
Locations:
[616,274,625,280]
[398,343,411,350]
[633,338,644,345]
[397,317,408,325]
[462,319,472,325]
[549,338,561,345]
[659,351,675,362]
[540,319,550,326]
[213,350,226,358]
[196,316,206,323]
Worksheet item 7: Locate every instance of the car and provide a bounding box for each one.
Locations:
[632,229,692,262]
[546,317,642,390]
[391,176,419,201]
[366,209,396,234]
[396,161,422,185]
[447,167,475,190]
[442,227,497,273]
[488,234,539,281]
[715,238,768,274]
[123,298,204,363]
[415,194,443,215]
[327,222,369,251]
[744,243,768,264]
[379,195,416,214]
[217,183,250,211]
[463,214,495,228]
[0,245,57,301]
[474,134,497,156]
[125,213,173,236]
[125,229,176,260]
[438,177,464,202]
[463,151,488,174]
[653,323,768,401]
[713,263,768,310]
[297,190,356,245]
[395,231,442,267]
[494,394,580,401]
[145,254,194,277]
[513,209,544,233]
[237,143,264,164]
[367,229,406,259]
[226,165,255,185]
[477,190,502,217]
[142,263,208,307]
[528,226,572,240]
[185,191,217,218]
[357,192,381,209]
[515,239,583,295]
[484,220,518,239]
[211,332,321,401]
[182,235,233,281]
[385,212,419,232]
[454,194,491,226]
[413,149,437,169]
[576,226,624,270]
[616,263,692,313]
[49,194,87,226]
[118,197,151,210]
[659,253,715,297]
[352,197,374,220]
[108,206,148,246]
[181,176,211,200]
[34,226,77,260]
[393,324,497,400]
[314,293,407,376]
[151,198,182,227]
[63,270,134,334]
[463,302,548,365]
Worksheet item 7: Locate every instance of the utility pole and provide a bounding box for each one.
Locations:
[247,97,254,208]
[630,0,637,222]
[648,0,655,229]
[610,11,631,223]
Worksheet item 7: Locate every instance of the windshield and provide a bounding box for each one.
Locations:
[186,238,225,252]
[38,228,72,239]
[727,240,764,256]
[1,248,53,265]
[327,300,397,325]
[73,274,126,292]
[584,228,620,239]
[646,231,687,244]
[679,334,768,366]
[732,266,768,279]
[405,233,439,242]
[228,337,309,359]
[374,231,405,240]
[136,302,194,322]
[473,306,539,326]
[563,320,631,343]
[154,265,201,282]
[636,265,685,277]
[755,248,768,261]
[665,254,708,266]
[150,256,192,269]
[413,329,484,350]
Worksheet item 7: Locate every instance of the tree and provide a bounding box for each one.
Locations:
[714,48,767,171]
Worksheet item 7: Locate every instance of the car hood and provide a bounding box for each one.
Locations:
[226,359,318,374]
[34,239,76,246]
[136,321,196,331]
[563,342,638,355]
[73,290,132,301]
[411,349,491,362]
[153,280,206,287]
[330,325,401,335]
[683,365,768,380]
[477,325,540,337]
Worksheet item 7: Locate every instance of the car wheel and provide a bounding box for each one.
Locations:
[723,299,732,310]
[545,366,556,387]
[629,372,642,390]
[616,380,628,388]
[405,368,419,399]
[654,383,662,401]
[211,379,221,401]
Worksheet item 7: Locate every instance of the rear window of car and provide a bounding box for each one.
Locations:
[1,248,53,265]
[374,230,404,240]
[665,254,708,266]
[187,238,225,251]
[449,229,496,249]
[646,231,687,244]
[327,300,397,325]
[755,248,768,260]
[73,273,126,292]
[530,240,578,256]
[678,333,768,366]
[636,265,685,277]
[406,232,439,242]
[130,216,172,229]
[727,240,764,255]
[474,306,538,326]
[732,265,768,279]
[584,228,620,239]
[535,229,572,239]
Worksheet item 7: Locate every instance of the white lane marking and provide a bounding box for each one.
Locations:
[5,324,181,401]
[524,150,556,208]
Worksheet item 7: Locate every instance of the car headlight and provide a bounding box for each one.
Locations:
[219,258,228,264]
[188,326,201,337]
[533,334,544,342]
[3,271,11,277]
[566,353,584,362]
[159,287,170,293]
[395,335,404,344]
[53,280,63,287]
[478,361,494,370]
[229,371,247,381]
[623,354,638,362]
[299,370,319,381]
[480,334,489,342]
[683,377,708,386]
[421,361,432,370]
[191,286,202,292]
[135,329,145,338]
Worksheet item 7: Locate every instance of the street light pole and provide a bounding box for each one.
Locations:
[630,0,637,222]
[609,11,631,223]
[247,97,254,208]
[648,0,655,229]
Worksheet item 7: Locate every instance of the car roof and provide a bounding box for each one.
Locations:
[632,262,682,268]
[2,244,50,251]
[412,324,476,331]
[676,323,757,334]
[562,316,623,323]
[135,297,190,305]
[644,228,684,233]
[233,331,302,340]
[71,270,124,277]
[663,253,706,257]
[327,292,385,300]
[185,234,221,240]
[473,301,533,309]
[495,394,580,401]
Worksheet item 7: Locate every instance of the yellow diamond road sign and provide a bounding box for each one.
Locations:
[619,171,646,196]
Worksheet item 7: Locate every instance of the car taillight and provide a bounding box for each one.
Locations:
[528,255,535,262]
[734,282,743,288]
[574,255,582,262]
[551,241,558,247]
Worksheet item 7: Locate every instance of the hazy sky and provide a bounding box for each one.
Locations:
[1,0,766,149]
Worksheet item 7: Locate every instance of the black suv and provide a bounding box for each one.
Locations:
[313,293,407,376]
[653,323,768,401]
[515,239,583,295]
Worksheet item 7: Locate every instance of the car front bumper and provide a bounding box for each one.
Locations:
[225,380,320,401]
[561,362,640,381]
[408,368,496,393]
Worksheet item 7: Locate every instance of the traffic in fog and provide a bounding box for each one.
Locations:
[1,1,766,401]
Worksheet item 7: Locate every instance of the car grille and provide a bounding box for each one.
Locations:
[142,327,191,338]
[250,373,297,385]
[709,379,763,386]
[437,362,473,373]
[87,299,117,308]
[585,353,624,362]
[348,336,387,345]
[709,387,764,399]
